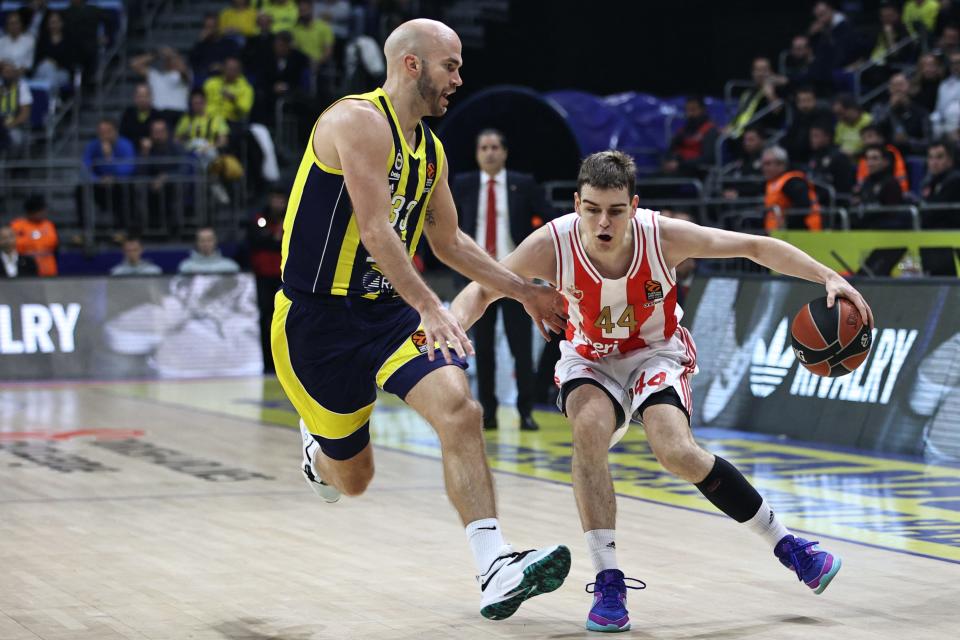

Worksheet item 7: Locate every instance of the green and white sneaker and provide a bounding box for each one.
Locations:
[478,544,571,620]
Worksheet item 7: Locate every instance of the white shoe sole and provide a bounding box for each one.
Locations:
[299,420,340,503]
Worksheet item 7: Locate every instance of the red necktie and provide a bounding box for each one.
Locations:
[485,178,497,256]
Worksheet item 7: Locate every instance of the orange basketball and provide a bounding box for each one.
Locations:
[790,297,872,377]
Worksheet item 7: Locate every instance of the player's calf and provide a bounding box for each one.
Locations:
[299,419,374,500]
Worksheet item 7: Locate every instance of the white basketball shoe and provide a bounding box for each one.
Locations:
[478,544,571,620]
[299,420,340,503]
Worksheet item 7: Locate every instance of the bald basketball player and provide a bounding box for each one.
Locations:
[452,151,873,632]
[271,19,571,621]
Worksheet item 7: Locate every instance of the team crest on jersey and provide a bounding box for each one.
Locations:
[410,329,428,353]
[566,284,584,301]
[645,280,664,302]
[394,151,403,171]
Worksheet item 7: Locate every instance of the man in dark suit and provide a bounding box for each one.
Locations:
[0,224,38,277]
[452,129,553,431]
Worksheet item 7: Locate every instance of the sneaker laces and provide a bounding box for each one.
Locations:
[585,577,646,608]
[480,548,534,577]
[785,539,819,582]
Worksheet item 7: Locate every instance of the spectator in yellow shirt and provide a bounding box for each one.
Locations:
[202,56,254,122]
[219,0,257,38]
[833,93,873,157]
[292,0,334,66]
[902,0,939,37]
[261,0,297,34]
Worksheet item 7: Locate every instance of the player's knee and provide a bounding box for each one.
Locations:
[571,414,614,453]
[654,442,706,481]
[437,397,483,441]
[337,457,375,497]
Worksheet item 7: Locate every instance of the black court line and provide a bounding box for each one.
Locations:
[83,385,960,567]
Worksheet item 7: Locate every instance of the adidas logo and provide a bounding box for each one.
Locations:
[605,541,616,549]
[749,318,795,398]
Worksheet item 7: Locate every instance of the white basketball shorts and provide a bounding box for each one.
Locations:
[554,326,698,447]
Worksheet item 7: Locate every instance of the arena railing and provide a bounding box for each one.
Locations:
[851,34,920,104]
[0,156,246,247]
[712,175,839,211]
[847,203,922,230]
[94,1,129,120]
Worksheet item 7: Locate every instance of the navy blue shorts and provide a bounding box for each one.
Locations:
[272,286,467,460]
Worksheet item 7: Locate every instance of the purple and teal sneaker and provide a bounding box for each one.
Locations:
[774,534,842,594]
[585,569,646,632]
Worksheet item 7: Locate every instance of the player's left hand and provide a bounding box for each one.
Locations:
[521,282,568,340]
[825,273,874,328]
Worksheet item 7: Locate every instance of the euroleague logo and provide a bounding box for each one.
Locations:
[410,329,428,353]
[645,280,663,302]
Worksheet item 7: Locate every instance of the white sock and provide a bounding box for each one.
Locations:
[466,518,506,575]
[585,529,618,573]
[744,499,790,548]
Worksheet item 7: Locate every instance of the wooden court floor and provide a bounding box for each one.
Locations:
[1,377,958,640]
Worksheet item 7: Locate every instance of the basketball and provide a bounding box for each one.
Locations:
[790,297,873,377]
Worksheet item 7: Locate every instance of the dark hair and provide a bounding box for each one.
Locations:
[577,150,636,196]
[809,121,834,136]
[860,123,883,138]
[123,235,143,245]
[863,143,887,157]
[742,125,765,139]
[795,85,816,96]
[929,140,955,162]
[476,128,507,150]
[190,88,205,100]
[24,194,46,213]
[275,30,293,45]
[686,95,706,108]
[835,93,859,111]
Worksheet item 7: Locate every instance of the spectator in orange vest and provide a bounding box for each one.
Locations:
[762,146,822,232]
[855,124,908,193]
[10,194,58,276]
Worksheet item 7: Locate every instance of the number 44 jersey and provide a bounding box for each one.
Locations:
[547,209,684,360]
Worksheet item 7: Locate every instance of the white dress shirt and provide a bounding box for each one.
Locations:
[147,68,189,111]
[474,169,515,260]
[2,251,19,278]
[0,33,35,71]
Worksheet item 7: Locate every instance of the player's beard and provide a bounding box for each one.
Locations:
[417,73,445,117]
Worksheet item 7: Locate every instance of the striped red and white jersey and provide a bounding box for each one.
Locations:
[547,209,683,360]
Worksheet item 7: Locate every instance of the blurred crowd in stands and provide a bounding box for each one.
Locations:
[661,0,960,233]
[3,0,960,287]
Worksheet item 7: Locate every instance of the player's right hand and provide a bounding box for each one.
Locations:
[521,282,568,341]
[420,303,474,364]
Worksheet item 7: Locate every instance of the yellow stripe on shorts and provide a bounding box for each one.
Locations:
[271,290,374,439]
[375,326,428,389]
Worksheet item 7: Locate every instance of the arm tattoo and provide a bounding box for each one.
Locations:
[425,206,437,226]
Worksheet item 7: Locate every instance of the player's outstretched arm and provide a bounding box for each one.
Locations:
[659,216,874,327]
[449,226,559,333]
[328,104,470,363]
[425,167,566,339]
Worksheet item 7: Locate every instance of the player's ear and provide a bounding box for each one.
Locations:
[573,192,581,213]
[404,54,419,75]
[631,194,639,211]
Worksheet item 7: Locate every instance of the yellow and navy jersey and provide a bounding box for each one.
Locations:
[280,87,445,300]
[0,82,22,118]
